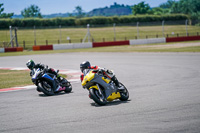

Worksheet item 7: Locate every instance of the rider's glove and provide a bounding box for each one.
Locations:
[107,69,113,74]
[30,71,33,76]
[98,68,105,74]
[83,85,86,89]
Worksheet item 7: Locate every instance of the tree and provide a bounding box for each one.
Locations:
[132,1,151,15]
[0,3,14,18]
[172,0,200,14]
[0,3,3,14]
[21,5,42,18]
[169,0,200,23]
[74,6,85,18]
[151,7,165,15]
[159,0,176,9]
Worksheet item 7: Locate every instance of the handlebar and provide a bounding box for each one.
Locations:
[42,68,47,74]
[92,69,104,75]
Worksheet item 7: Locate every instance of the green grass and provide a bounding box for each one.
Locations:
[0,69,67,89]
[0,70,32,89]
[1,25,200,50]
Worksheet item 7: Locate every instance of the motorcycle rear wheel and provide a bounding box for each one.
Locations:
[119,83,129,101]
[38,81,54,96]
[64,82,72,93]
[89,88,106,106]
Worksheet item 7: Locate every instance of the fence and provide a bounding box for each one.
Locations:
[0,20,199,49]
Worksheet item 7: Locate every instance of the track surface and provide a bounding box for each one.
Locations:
[0,52,200,133]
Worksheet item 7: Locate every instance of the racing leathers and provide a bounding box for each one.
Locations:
[30,63,61,80]
[80,65,120,87]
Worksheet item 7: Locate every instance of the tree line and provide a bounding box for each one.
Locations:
[0,14,189,29]
[132,0,200,21]
[0,0,199,25]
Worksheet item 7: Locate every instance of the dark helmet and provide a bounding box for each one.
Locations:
[26,60,35,70]
[80,61,91,72]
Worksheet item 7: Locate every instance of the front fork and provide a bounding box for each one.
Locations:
[96,84,105,100]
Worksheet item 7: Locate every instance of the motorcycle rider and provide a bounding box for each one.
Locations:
[80,61,123,90]
[26,60,65,91]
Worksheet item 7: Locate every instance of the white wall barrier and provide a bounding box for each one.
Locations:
[73,43,92,49]
[0,48,5,53]
[129,38,166,45]
[53,43,92,50]
[52,38,166,51]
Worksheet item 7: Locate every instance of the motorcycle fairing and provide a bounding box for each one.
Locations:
[42,74,54,81]
[89,74,120,100]
[41,73,57,90]
[82,70,95,86]
[102,77,110,83]
[89,85,99,90]
[107,92,121,101]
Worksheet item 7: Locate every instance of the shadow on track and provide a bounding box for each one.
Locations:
[38,91,74,97]
[90,99,131,107]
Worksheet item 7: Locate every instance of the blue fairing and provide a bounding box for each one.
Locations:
[42,74,54,80]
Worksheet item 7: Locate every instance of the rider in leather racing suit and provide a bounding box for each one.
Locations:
[26,60,64,91]
[80,61,123,90]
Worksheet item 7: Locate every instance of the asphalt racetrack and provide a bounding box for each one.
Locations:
[0,52,200,133]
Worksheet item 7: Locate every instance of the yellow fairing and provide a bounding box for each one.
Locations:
[102,77,110,84]
[89,85,99,90]
[107,92,121,101]
[81,71,95,86]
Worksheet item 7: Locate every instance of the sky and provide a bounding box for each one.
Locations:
[1,0,170,15]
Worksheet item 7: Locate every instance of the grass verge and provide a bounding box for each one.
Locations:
[0,69,67,89]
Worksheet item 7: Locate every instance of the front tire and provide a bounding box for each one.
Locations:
[38,81,54,96]
[89,88,106,106]
[119,83,129,101]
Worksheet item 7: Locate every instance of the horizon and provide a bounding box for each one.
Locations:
[1,0,170,15]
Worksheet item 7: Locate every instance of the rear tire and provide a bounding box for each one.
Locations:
[38,81,54,96]
[119,83,129,101]
[89,88,106,106]
[64,82,72,93]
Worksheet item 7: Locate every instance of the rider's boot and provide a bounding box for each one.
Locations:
[57,74,65,83]
[55,85,65,92]
[111,76,124,90]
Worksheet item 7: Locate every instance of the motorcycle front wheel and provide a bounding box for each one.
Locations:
[119,83,129,101]
[89,88,106,106]
[38,81,54,96]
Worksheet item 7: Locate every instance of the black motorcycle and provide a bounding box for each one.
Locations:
[30,68,72,96]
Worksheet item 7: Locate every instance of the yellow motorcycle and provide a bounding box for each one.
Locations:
[81,69,129,105]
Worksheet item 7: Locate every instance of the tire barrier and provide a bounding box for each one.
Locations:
[0,47,23,53]
[93,40,129,47]
[33,45,53,51]
[166,36,200,42]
